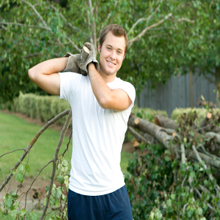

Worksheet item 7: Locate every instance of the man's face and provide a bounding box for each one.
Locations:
[98,31,126,77]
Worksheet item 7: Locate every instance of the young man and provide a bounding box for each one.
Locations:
[28,24,135,220]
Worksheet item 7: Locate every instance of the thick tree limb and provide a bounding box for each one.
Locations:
[127,126,151,145]
[128,114,174,150]
[206,132,220,144]
[154,114,177,129]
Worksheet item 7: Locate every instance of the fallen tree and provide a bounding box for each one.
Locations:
[125,97,220,219]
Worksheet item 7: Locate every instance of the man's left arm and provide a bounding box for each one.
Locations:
[88,63,132,111]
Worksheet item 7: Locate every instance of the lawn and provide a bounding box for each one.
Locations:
[0,111,132,183]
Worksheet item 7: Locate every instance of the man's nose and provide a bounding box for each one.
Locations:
[110,50,116,59]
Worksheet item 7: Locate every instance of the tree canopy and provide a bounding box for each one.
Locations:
[1,0,219,103]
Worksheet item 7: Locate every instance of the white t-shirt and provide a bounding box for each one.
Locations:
[59,72,136,196]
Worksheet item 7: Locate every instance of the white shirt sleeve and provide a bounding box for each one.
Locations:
[59,72,82,103]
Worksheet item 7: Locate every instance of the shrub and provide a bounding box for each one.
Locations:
[171,108,220,124]
[132,105,168,122]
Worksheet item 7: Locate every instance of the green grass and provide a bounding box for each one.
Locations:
[0,112,132,183]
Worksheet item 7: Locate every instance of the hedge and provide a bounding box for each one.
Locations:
[171,107,220,123]
[10,93,71,125]
[132,105,168,122]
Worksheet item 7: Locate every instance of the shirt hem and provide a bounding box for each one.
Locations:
[69,182,125,196]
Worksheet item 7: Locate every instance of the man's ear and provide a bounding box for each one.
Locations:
[98,44,101,53]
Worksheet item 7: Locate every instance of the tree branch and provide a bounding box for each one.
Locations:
[128,4,161,36]
[41,110,72,220]
[21,0,52,32]
[181,144,186,164]
[0,22,52,31]
[88,0,97,49]
[0,148,26,159]
[24,159,53,209]
[127,126,151,145]
[129,13,173,45]
[192,145,220,192]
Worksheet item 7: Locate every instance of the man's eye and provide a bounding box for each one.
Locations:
[117,51,122,54]
[107,47,111,50]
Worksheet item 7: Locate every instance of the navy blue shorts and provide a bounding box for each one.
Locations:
[68,185,133,220]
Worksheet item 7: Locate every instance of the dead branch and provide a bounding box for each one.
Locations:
[181,144,186,164]
[0,148,26,159]
[40,110,72,220]
[127,126,151,145]
[192,145,220,192]
[154,114,177,130]
[24,159,53,209]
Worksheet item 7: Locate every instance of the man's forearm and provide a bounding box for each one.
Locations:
[29,57,68,77]
[88,63,113,108]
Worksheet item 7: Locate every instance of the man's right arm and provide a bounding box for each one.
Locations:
[28,57,68,96]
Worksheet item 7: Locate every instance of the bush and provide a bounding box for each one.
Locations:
[132,105,168,122]
[171,107,220,124]
[4,93,71,125]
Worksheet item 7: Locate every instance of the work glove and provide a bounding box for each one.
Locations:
[77,42,99,74]
[63,52,87,76]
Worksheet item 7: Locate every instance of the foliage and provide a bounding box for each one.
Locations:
[4,92,71,124]
[126,101,220,219]
[132,105,167,121]
[1,0,216,103]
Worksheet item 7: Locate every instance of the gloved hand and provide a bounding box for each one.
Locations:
[63,52,87,76]
[77,42,99,73]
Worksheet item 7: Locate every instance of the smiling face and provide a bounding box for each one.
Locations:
[98,31,126,81]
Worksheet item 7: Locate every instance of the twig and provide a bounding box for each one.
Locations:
[192,145,220,192]
[194,187,214,210]
[50,4,81,33]
[21,0,52,32]
[24,159,53,209]
[0,148,26,159]
[0,110,70,193]
[0,22,52,31]
[181,144,186,164]
[66,37,81,52]
[40,110,72,220]
[60,132,72,157]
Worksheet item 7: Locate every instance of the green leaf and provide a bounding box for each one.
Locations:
[19,164,24,171]
[21,209,26,216]
[16,171,24,182]
[57,175,64,185]
[25,164,31,173]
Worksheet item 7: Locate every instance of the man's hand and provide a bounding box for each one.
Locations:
[63,52,87,76]
[77,42,99,73]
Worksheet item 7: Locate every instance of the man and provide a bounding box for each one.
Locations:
[28,24,135,220]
